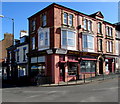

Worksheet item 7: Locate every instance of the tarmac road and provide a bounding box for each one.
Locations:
[2,77,119,102]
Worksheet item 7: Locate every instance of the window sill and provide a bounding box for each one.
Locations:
[62,24,75,29]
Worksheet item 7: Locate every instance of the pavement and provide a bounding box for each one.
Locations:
[40,73,119,87]
[2,77,119,102]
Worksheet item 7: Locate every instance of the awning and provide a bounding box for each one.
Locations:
[68,60,79,62]
[81,58,97,61]
[59,61,66,63]
[105,57,113,59]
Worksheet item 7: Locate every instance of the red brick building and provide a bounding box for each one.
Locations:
[28,3,117,84]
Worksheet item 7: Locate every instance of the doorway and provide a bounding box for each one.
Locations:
[99,58,103,74]
[59,63,65,81]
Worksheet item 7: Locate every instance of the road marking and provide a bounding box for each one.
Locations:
[26,94,40,98]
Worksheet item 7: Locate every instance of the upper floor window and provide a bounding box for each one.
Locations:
[82,34,94,52]
[84,19,92,32]
[98,39,102,51]
[69,14,73,26]
[31,37,35,50]
[84,19,87,30]
[61,29,76,50]
[23,47,27,61]
[63,12,68,25]
[106,26,113,37]
[63,12,73,27]
[38,28,49,50]
[20,37,25,43]
[42,14,47,27]
[107,41,113,53]
[40,13,47,27]
[98,22,102,34]
[31,20,36,32]
[88,20,92,31]
[17,50,19,62]
[109,27,113,37]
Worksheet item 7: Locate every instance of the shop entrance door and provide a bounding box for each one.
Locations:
[99,58,103,74]
[59,63,65,81]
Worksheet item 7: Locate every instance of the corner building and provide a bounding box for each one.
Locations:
[28,3,117,84]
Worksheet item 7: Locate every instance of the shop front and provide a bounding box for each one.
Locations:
[105,56,115,74]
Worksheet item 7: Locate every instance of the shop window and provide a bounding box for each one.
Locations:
[68,62,77,75]
[98,22,102,34]
[61,29,76,50]
[80,61,96,73]
[31,37,35,50]
[31,65,45,77]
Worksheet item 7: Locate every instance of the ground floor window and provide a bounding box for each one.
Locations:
[68,62,78,75]
[18,67,26,77]
[80,60,96,73]
[31,64,45,77]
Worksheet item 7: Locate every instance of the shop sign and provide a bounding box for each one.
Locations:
[38,56,45,62]
[47,49,53,54]
[68,51,79,55]
[56,49,67,54]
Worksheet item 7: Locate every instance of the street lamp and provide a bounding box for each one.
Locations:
[0,15,14,45]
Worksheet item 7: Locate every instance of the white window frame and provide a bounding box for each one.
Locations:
[61,28,76,50]
[63,12,68,25]
[68,14,73,26]
[42,14,47,27]
[38,27,50,50]
[88,20,92,31]
[82,33,94,52]
[98,22,102,34]
[84,19,87,30]
[32,37,35,50]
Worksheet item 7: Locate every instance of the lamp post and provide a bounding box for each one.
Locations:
[0,15,14,45]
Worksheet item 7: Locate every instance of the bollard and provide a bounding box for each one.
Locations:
[91,73,92,82]
[84,74,85,83]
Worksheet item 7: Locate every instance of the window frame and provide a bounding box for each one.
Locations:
[31,37,35,50]
[68,14,73,27]
[82,34,94,51]
[42,14,47,27]
[88,20,92,31]
[23,48,26,61]
[61,29,76,47]
[98,22,102,34]
[31,20,36,32]
[98,39,102,51]
[84,19,88,30]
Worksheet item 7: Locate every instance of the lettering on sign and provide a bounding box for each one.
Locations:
[56,49,67,54]
[47,49,53,54]
[68,51,79,55]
